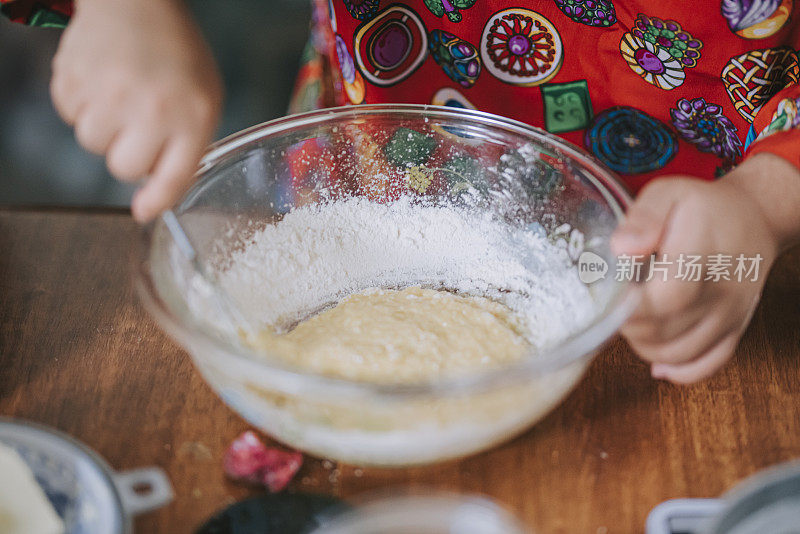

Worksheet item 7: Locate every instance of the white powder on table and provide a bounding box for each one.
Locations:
[216,196,596,352]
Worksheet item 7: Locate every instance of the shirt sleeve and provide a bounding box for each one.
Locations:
[0,0,72,28]
[745,83,800,170]
[287,0,344,114]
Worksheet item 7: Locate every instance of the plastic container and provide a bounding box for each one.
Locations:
[136,104,636,466]
[647,460,800,534]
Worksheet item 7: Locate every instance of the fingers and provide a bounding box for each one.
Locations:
[130,93,219,221]
[611,179,688,256]
[131,136,204,222]
[50,53,82,125]
[47,0,223,224]
[633,276,705,321]
[50,33,95,127]
[622,302,708,347]
[626,225,705,320]
[650,333,739,384]
[50,76,84,126]
[617,179,772,385]
[624,311,731,366]
[106,123,167,182]
[623,277,757,384]
[52,66,214,221]
[74,98,124,156]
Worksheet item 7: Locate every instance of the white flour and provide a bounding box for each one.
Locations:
[215,196,596,350]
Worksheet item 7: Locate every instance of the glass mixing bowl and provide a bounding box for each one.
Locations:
[136,104,636,466]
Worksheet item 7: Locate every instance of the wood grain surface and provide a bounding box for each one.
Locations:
[1,208,799,534]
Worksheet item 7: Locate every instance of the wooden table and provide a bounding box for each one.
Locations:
[2,207,799,534]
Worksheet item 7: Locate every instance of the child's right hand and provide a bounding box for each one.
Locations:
[50,0,223,222]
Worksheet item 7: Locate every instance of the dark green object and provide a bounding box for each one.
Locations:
[499,150,563,198]
[423,0,477,22]
[196,493,347,534]
[528,160,563,197]
[443,155,488,194]
[1,3,68,28]
[28,7,70,28]
[541,80,594,134]
[383,128,437,167]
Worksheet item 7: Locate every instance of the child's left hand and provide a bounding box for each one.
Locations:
[611,153,800,383]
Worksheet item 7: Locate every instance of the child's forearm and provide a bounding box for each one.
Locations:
[724,153,800,252]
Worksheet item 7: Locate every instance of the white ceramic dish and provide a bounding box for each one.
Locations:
[0,418,173,534]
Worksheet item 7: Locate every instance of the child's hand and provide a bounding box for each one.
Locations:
[612,154,800,383]
[50,0,223,222]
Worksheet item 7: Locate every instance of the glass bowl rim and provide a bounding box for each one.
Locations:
[309,489,527,533]
[135,104,639,400]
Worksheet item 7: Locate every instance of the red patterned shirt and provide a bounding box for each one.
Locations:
[5,0,800,192]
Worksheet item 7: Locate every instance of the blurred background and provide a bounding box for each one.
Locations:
[0,0,311,207]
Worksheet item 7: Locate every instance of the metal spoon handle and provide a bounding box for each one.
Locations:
[161,210,255,338]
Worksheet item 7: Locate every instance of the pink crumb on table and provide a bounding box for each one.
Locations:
[223,431,303,492]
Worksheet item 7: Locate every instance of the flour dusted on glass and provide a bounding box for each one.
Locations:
[214,196,596,351]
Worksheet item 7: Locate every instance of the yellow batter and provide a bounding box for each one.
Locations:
[250,287,530,384]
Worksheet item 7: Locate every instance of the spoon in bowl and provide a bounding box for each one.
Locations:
[161,209,258,343]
